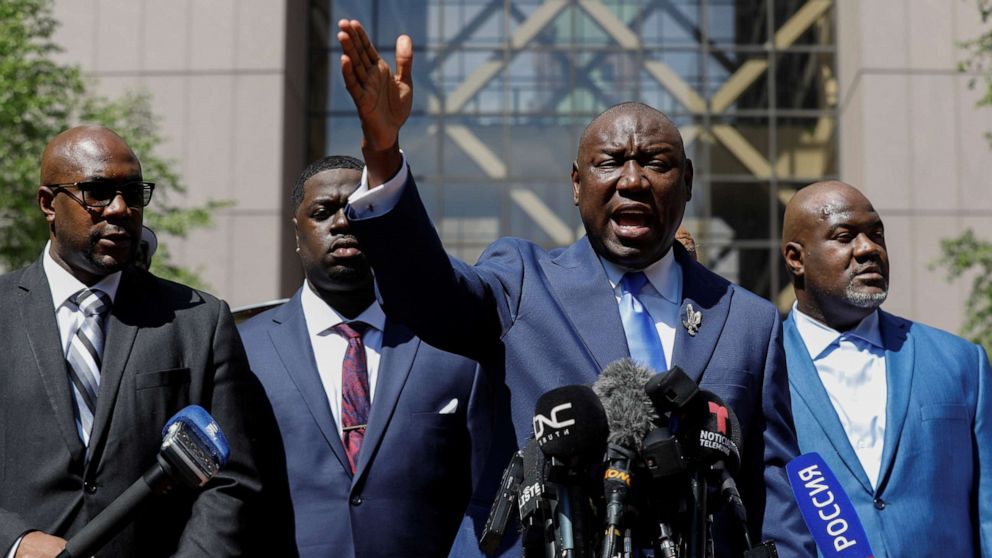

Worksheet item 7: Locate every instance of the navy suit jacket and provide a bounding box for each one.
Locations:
[238,289,491,558]
[784,310,992,557]
[348,173,814,557]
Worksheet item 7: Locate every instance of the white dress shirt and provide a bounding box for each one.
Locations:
[600,253,681,372]
[299,282,386,440]
[349,154,683,372]
[43,241,122,354]
[6,244,123,558]
[791,305,887,488]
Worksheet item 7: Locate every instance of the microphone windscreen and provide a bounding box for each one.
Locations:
[645,365,699,413]
[787,453,874,558]
[592,358,658,448]
[163,405,230,467]
[683,390,741,474]
[533,385,608,462]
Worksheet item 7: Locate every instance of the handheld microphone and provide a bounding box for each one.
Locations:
[533,384,608,465]
[480,449,524,555]
[592,358,657,558]
[786,453,875,558]
[532,385,608,558]
[57,406,230,558]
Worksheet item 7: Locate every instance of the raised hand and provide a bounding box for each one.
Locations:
[338,19,412,158]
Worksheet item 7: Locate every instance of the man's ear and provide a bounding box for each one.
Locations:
[571,161,580,206]
[782,241,804,278]
[292,217,300,252]
[38,186,56,224]
[683,158,694,201]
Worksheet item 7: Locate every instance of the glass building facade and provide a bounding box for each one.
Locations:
[309,0,837,309]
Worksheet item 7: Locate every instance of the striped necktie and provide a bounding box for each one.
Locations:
[333,321,371,473]
[66,288,112,446]
[619,272,667,373]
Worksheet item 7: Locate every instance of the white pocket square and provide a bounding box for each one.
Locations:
[438,398,459,414]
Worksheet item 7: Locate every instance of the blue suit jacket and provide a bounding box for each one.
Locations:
[784,310,992,557]
[238,290,491,558]
[348,174,814,557]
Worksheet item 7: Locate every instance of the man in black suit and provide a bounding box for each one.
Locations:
[0,125,293,557]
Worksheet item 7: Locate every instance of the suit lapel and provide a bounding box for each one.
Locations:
[18,260,85,461]
[670,244,731,383]
[538,238,629,378]
[269,292,352,475]
[352,320,418,483]
[875,311,913,494]
[783,315,874,495]
[87,269,140,461]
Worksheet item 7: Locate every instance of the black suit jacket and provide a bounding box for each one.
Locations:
[0,258,294,557]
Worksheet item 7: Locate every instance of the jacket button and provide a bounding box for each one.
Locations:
[873,497,885,510]
[84,482,97,494]
[350,495,363,506]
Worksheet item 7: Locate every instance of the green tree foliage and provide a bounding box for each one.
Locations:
[0,0,225,289]
[934,0,992,352]
[935,230,992,351]
[959,0,992,145]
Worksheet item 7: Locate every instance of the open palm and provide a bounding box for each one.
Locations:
[338,19,412,152]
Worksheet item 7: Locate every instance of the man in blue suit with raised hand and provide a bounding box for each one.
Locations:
[781,180,992,557]
[335,20,813,557]
[238,155,491,558]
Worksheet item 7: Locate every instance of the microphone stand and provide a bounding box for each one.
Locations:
[686,471,707,558]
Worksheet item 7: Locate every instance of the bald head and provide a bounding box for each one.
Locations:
[781,180,889,330]
[41,125,140,186]
[578,102,686,164]
[782,181,872,249]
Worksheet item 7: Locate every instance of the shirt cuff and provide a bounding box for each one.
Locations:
[6,535,24,558]
[348,151,409,218]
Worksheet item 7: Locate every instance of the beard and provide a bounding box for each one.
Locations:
[85,228,137,273]
[845,281,888,309]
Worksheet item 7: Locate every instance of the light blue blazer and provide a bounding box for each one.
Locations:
[784,310,992,557]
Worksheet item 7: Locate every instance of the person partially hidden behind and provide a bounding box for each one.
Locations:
[781,180,991,557]
[238,155,491,557]
[334,19,813,557]
[0,125,293,557]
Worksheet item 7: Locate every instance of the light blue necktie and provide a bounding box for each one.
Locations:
[619,272,666,372]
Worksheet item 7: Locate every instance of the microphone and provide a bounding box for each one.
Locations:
[645,365,699,414]
[532,385,608,558]
[592,358,657,558]
[679,391,752,552]
[479,448,524,555]
[533,385,608,465]
[518,437,554,556]
[57,406,230,558]
[786,452,875,558]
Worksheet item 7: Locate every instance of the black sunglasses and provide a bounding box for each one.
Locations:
[46,181,155,209]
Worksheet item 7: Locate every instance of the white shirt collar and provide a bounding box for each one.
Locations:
[791,303,883,360]
[42,240,122,310]
[299,280,387,337]
[599,248,682,304]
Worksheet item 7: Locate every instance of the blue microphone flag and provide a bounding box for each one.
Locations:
[163,405,230,467]
[786,452,874,558]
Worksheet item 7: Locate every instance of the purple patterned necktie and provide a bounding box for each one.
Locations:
[332,321,371,473]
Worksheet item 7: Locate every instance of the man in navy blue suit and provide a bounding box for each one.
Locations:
[335,19,813,557]
[238,155,491,558]
[781,181,992,557]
